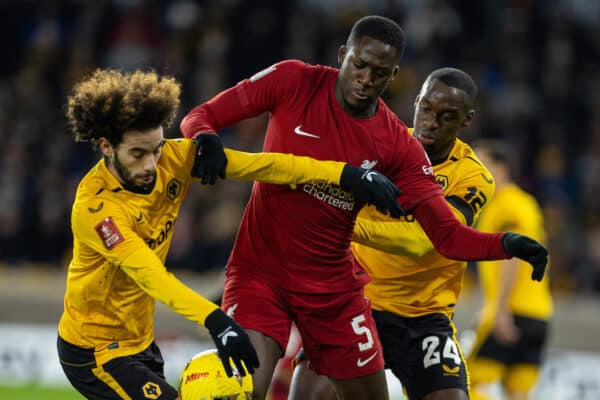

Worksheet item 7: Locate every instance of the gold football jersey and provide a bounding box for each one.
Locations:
[353,135,495,318]
[58,138,346,365]
[476,184,553,322]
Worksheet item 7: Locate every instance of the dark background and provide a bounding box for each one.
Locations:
[0,0,598,296]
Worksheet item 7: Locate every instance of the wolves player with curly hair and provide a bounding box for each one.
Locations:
[57,68,402,400]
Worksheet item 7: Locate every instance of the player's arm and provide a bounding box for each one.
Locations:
[223,148,402,217]
[413,197,547,280]
[74,202,258,376]
[180,60,306,138]
[390,137,547,279]
[224,148,345,185]
[120,248,258,376]
[353,167,496,256]
[74,203,220,324]
[491,256,521,344]
[352,205,466,258]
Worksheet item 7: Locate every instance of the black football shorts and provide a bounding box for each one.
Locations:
[471,315,549,366]
[57,336,178,400]
[373,310,469,400]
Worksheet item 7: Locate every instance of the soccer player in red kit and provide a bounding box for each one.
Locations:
[181,16,548,400]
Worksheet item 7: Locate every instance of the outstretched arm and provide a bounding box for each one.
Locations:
[224,148,346,185]
[119,247,258,377]
[192,134,404,218]
[414,195,548,280]
[352,215,435,257]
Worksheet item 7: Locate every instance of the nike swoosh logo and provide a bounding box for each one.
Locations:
[356,351,378,367]
[365,171,378,182]
[294,125,320,139]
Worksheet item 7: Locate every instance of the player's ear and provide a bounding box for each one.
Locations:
[414,95,420,109]
[338,45,347,65]
[461,109,474,128]
[97,137,114,158]
[390,65,399,82]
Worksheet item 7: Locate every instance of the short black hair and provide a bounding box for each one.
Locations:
[347,15,405,59]
[426,68,477,107]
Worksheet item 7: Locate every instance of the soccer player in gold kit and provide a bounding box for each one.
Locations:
[467,141,553,400]
[56,69,403,400]
[290,68,503,400]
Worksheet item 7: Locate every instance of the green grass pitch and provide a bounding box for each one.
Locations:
[0,385,84,399]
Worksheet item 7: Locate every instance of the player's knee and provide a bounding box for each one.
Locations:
[289,360,337,400]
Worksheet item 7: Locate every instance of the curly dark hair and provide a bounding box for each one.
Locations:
[66,69,181,146]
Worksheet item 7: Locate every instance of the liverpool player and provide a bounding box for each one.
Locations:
[181,16,548,400]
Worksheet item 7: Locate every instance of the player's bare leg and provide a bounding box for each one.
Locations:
[330,368,389,400]
[422,388,469,400]
[288,359,338,400]
[505,391,528,400]
[246,329,284,400]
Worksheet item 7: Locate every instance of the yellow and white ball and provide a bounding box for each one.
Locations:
[178,349,253,400]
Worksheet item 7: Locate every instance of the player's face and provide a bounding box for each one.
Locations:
[336,35,399,118]
[105,127,165,193]
[413,79,473,162]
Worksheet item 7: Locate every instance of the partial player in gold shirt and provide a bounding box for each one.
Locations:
[468,140,553,400]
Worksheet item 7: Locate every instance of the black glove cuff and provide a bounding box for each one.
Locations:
[204,308,228,333]
[501,232,518,254]
[194,132,222,149]
[340,164,364,190]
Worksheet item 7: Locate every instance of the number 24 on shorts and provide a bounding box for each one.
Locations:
[422,336,461,368]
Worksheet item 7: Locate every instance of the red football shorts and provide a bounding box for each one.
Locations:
[221,273,384,379]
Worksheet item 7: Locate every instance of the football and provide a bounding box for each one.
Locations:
[178,349,253,400]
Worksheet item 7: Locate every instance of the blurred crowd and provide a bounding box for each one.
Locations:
[0,0,598,295]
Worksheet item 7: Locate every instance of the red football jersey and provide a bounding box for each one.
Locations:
[182,60,442,293]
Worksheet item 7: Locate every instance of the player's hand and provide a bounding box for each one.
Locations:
[204,309,259,377]
[493,308,520,345]
[340,164,404,218]
[501,232,548,281]
[192,133,227,184]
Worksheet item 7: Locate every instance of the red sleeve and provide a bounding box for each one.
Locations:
[390,132,444,212]
[414,195,510,260]
[180,60,307,138]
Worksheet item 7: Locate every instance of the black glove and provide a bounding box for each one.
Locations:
[501,232,548,281]
[205,308,259,377]
[192,133,227,185]
[340,165,404,218]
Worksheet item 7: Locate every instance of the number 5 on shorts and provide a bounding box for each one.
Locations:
[351,314,374,351]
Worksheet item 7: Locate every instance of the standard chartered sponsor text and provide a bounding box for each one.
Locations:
[303,183,355,210]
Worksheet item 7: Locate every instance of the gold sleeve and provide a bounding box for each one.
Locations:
[120,247,220,325]
[74,198,219,326]
[352,205,466,257]
[224,148,346,185]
